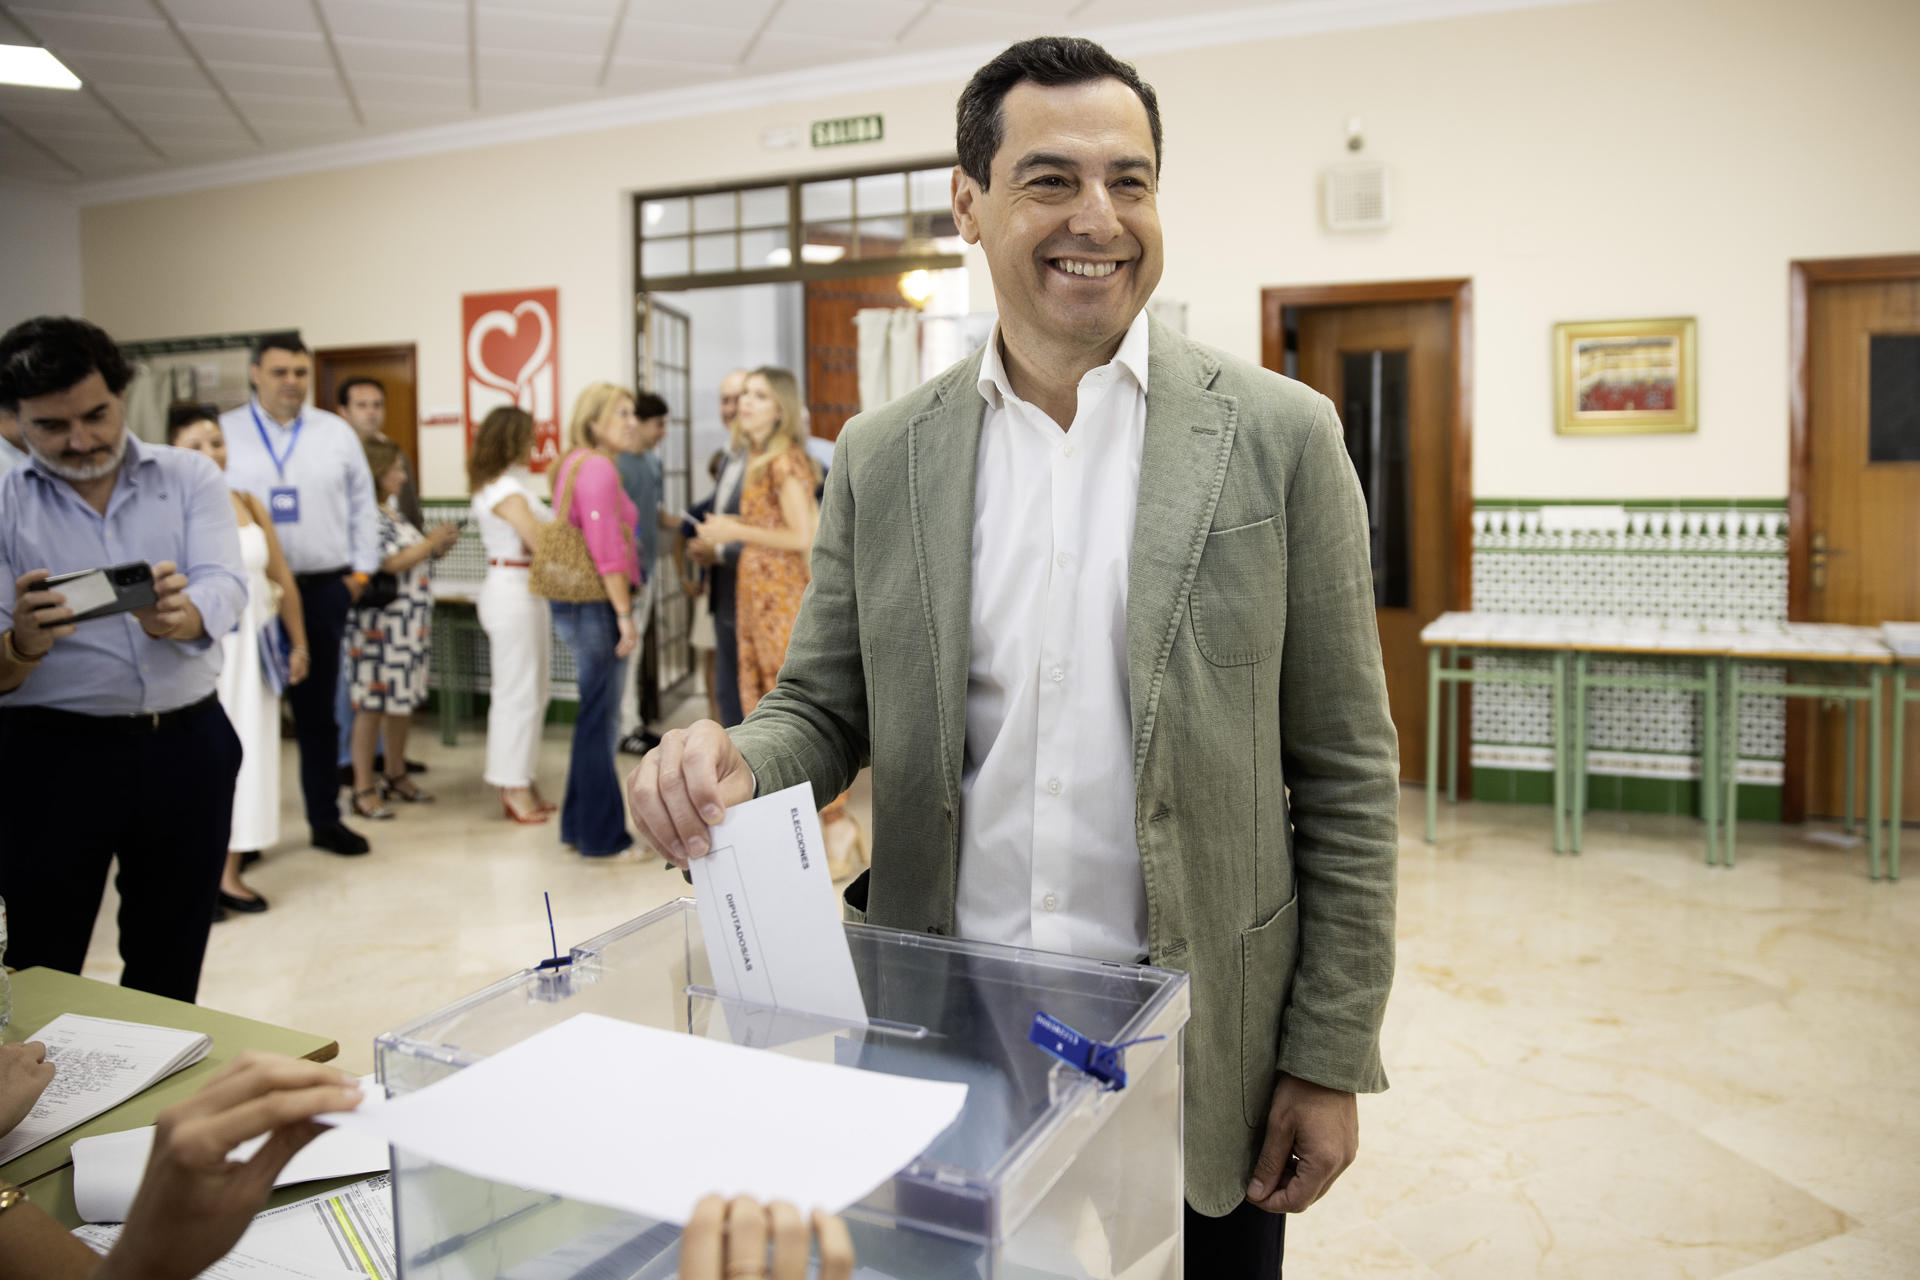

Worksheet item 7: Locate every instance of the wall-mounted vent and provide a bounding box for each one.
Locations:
[1323,162,1392,231]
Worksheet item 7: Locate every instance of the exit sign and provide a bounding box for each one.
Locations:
[811,115,884,148]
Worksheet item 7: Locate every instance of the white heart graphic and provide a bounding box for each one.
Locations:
[467,301,553,404]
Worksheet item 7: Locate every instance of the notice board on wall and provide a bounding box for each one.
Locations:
[462,287,560,471]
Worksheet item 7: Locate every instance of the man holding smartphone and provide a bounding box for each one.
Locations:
[0,316,249,1002]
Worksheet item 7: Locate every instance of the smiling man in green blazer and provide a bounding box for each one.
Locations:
[628,36,1398,1276]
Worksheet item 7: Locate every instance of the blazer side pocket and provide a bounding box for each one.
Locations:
[1190,516,1284,667]
[1240,889,1300,1128]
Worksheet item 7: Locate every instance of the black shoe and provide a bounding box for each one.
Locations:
[405,758,428,774]
[618,731,662,756]
[238,850,261,870]
[213,905,229,923]
[337,764,355,787]
[312,824,371,856]
[218,889,270,914]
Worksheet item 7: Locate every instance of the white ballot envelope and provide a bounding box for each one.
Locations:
[690,781,869,1028]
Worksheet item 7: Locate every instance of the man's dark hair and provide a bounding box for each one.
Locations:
[634,391,670,420]
[0,316,134,413]
[248,330,307,364]
[956,37,1162,190]
[165,402,221,442]
[337,376,385,407]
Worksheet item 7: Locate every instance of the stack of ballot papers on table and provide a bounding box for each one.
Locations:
[74,1172,395,1280]
[0,1014,212,1165]
[69,1076,391,1223]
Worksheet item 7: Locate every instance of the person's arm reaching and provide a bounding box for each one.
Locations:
[1245,393,1398,1215]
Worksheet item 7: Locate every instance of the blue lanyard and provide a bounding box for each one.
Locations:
[248,401,304,480]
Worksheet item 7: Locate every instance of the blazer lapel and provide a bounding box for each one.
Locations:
[1128,317,1238,778]
[908,353,988,815]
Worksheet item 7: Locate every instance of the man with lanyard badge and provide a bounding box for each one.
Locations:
[220,332,380,856]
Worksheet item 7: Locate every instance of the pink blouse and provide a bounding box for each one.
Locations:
[557,448,641,583]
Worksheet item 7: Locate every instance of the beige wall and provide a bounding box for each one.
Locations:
[2,179,82,324]
[79,0,1920,498]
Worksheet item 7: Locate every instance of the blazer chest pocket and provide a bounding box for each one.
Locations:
[1189,517,1284,667]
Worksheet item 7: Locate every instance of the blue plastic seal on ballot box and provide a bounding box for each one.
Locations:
[1029,1011,1165,1090]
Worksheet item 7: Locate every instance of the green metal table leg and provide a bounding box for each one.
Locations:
[1573,651,1589,854]
[1724,659,1739,869]
[1446,646,1460,807]
[1868,666,1884,880]
[1844,699,1858,835]
[1892,667,1906,882]
[1552,651,1568,855]
[1426,646,1441,844]
[1702,654,1718,867]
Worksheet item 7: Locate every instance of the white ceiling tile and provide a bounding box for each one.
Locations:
[140,112,254,147]
[163,0,318,33]
[926,0,1081,16]
[249,118,361,145]
[10,11,174,59]
[205,64,340,97]
[349,73,468,108]
[600,60,724,94]
[54,52,210,92]
[318,0,466,44]
[0,12,32,43]
[895,3,1055,47]
[335,37,468,81]
[176,27,334,70]
[479,81,600,112]
[744,30,889,73]
[359,100,470,130]
[475,49,602,88]
[1073,0,1260,17]
[89,83,232,121]
[225,92,358,127]
[0,138,76,181]
[14,0,150,18]
[0,88,126,131]
[475,9,612,57]
[764,0,924,42]
[477,0,620,16]
[615,21,748,66]
[626,0,778,31]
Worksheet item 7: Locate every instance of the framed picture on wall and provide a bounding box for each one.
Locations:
[1554,317,1697,434]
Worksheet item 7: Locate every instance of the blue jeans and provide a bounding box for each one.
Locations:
[550,600,634,857]
[710,565,743,728]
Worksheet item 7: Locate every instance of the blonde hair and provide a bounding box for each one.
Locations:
[742,367,819,484]
[568,382,633,451]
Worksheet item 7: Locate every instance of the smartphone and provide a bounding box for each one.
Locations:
[42,562,157,623]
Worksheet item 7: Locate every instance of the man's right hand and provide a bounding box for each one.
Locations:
[9,569,75,658]
[624,721,756,867]
[686,538,719,568]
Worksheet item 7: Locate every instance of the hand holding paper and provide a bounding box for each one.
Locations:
[624,720,758,866]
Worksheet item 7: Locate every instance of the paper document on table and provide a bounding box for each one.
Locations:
[690,781,868,1027]
[74,1173,394,1279]
[0,1014,211,1165]
[71,1076,391,1223]
[319,1012,967,1226]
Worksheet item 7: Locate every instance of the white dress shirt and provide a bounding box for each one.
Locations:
[219,400,380,575]
[955,311,1151,962]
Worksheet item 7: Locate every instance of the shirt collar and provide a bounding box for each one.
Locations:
[977,308,1152,411]
[22,432,152,485]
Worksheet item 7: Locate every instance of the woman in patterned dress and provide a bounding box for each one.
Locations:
[695,366,866,877]
[348,437,459,820]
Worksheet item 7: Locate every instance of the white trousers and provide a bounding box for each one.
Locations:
[618,577,656,739]
[477,568,551,787]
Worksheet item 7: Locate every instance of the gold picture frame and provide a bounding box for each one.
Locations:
[1554,317,1697,435]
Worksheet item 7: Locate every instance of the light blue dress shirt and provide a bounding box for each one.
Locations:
[219,401,379,575]
[0,437,247,715]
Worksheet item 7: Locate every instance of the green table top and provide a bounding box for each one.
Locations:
[3,968,338,1226]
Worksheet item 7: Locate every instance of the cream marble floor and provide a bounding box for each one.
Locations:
[81,712,1919,1278]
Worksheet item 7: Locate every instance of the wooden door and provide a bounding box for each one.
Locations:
[805,274,913,443]
[315,344,419,474]
[1802,273,1920,818]
[1289,301,1455,784]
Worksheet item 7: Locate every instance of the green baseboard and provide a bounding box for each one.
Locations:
[1469,767,1782,822]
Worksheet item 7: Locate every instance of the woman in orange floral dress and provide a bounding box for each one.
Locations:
[696,366,865,876]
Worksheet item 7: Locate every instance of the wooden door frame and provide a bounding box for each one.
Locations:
[1261,278,1474,793]
[1784,253,1920,821]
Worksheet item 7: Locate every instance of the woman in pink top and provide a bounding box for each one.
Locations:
[548,382,643,857]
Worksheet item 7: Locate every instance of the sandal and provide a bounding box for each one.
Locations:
[351,787,393,821]
[382,773,435,804]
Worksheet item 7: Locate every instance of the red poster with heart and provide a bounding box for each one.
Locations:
[462,287,561,471]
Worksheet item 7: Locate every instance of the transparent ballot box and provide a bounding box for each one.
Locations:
[377,899,1190,1279]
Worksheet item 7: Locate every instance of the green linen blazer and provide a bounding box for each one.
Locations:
[730,315,1399,1215]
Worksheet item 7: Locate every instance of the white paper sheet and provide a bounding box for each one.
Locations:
[690,781,868,1027]
[0,1014,211,1165]
[319,1013,966,1226]
[70,1077,391,1223]
[74,1173,394,1279]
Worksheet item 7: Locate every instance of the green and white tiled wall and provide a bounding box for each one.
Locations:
[1466,499,1789,820]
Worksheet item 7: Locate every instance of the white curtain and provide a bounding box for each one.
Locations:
[855,308,921,412]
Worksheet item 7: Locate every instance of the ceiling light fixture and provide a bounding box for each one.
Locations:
[0,45,81,91]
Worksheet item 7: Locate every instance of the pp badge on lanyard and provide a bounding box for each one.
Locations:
[250,403,304,524]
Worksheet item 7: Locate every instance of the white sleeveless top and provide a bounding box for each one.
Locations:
[471,466,551,561]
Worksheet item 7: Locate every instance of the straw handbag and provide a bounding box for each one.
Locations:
[530,451,629,602]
